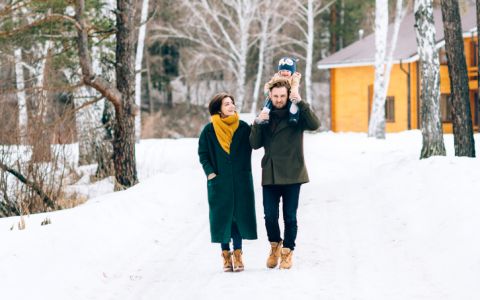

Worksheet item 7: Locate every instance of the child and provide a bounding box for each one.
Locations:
[259,56,301,125]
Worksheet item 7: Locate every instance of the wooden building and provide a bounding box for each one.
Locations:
[317,6,478,133]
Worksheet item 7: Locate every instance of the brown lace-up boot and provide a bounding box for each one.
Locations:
[232,249,244,272]
[222,250,233,272]
[279,248,293,269]
[266,240,283,268]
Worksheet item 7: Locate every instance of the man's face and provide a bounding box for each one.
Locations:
[269,86,289,109]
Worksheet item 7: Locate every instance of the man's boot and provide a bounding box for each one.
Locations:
[279,248,293,269]
[266,241,283,268]
[232,249,244,272]
[222,250,233,272]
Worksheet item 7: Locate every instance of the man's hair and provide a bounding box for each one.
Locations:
[268,78,291,97]
[208,92,235,116]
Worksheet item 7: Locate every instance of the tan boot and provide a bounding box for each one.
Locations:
[266,241,283,268]
[232,249,244,272]
[279,248,293,269]
[222,250,233,272]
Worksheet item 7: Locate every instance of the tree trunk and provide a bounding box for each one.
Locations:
[305,0,314,105]
[14,47,27,145]
[145,45,154,114]
[440,0,476,157]
[330,4,337,53]
[368,0,388,139]
[381,0,405,107]
[250,14,269,114]
[134,0,150,142]
[414,0,446,158]
[75,0,138,188]
[114,0,139,189]
[95,100,115,179]
[31,41,53,163]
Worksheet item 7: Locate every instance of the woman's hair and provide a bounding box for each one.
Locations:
[208,93,235,116]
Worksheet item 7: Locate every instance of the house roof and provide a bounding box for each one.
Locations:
[317,6,477,69]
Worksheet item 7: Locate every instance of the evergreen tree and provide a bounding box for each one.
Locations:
[440,0,476,157]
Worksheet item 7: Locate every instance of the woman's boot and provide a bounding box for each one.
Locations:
[232,249,244,272]
[222,250,233,272]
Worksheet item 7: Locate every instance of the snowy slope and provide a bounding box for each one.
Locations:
[1,130,480,300]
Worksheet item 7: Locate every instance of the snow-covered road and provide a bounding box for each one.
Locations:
[2,131,480,300]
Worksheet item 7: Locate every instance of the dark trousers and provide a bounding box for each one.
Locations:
[220,222,242,251]
[263,184,301,250]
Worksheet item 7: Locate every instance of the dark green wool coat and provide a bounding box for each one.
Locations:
[198,120,257,243]
[250,101,320,186]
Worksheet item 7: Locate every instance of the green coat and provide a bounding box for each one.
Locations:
[198,120,257,243]
[249,101,320,185]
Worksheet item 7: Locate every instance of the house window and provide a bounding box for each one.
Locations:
[440,94,452,123]
[439,46,448,65]
[385,96,395,122]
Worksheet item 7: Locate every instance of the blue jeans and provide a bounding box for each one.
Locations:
[221,222,242,251]
[262,184,301,250]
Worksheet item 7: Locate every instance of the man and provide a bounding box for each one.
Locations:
[250,78,320,269]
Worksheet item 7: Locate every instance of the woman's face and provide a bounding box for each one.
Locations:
[220,97,236,117]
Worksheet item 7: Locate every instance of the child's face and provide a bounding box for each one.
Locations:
[278,70,292,77]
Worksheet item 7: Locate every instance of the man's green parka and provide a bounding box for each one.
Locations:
[249,101,320,185]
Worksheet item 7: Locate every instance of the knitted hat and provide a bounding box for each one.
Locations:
[277,57,297,74]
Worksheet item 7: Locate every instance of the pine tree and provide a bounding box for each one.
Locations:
[440,0,476,157]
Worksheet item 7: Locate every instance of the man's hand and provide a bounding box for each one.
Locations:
[207,173,217,180]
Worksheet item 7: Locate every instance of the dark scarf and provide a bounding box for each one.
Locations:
[269,107,288,133]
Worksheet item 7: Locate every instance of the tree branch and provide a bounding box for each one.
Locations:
[75,0,122,112]
[0,161,56,210]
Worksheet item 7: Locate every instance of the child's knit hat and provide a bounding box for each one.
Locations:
[277,57,297,74]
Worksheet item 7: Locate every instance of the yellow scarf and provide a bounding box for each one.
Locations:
[211,112,240,154]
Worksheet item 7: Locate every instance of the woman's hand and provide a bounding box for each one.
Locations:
[207,173,217,180]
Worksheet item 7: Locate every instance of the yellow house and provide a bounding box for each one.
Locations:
[317,6,478,133]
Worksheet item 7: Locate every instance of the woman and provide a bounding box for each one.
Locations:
[198,93,257,272]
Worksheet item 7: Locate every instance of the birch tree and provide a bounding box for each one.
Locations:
[440,0,476,156]
[368,0,388,138]
[414,0,446,158]
[11,5,27,144]
[134,0,149,142]
[250,1,289,113]
[14,47,27,144]
[368,0,405,138]
[290,0,337,105]
[153,0,257,111]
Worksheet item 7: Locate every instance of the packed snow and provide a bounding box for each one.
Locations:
[1,130,480,300]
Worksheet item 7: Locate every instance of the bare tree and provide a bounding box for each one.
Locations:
[152,0,258,111]
[440,0,476,157]
[290,0,337,105]
[134,0,150,142]
[414,0,446,158]
[250,1,290,113]
[368,0,406,139]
